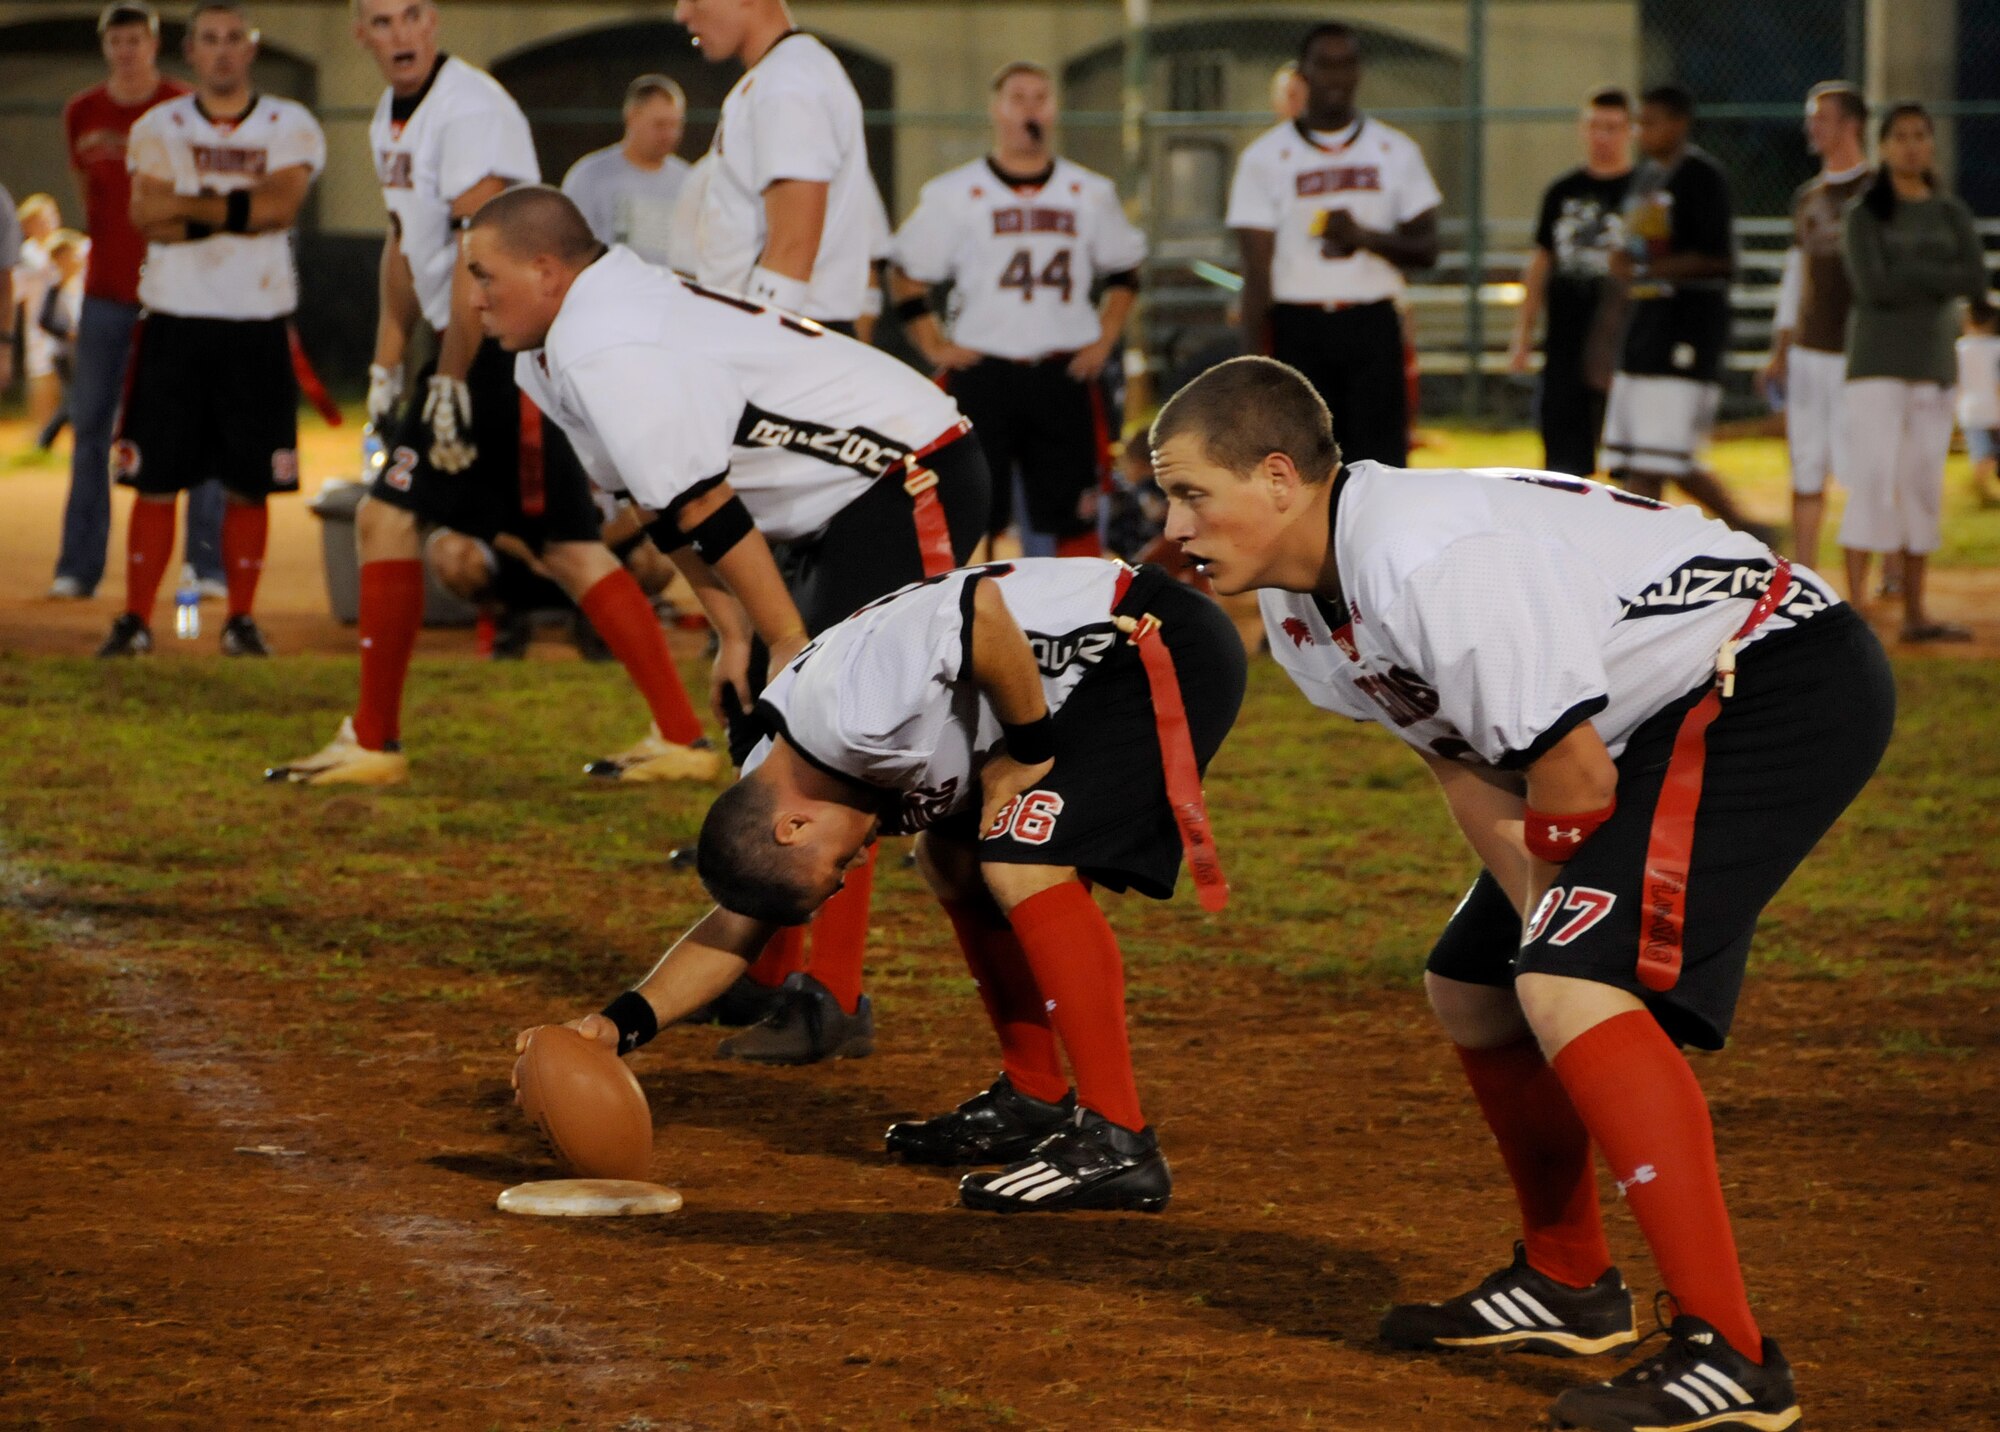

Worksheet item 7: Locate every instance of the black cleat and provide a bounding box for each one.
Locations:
[886,1075,1076,1166]
[715,973,874,1065]
[958,1109,1171,1213]
[1550,1306,1800,1431]
[96,613,153,657]
[489,609,533,660]
[219,614,270,657]
[1379,1243,1638,1357]
[683,972,788,1028]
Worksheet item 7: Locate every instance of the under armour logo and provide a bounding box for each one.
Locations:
[1616,1164,1657,1195]
[1281,617,1315,648]
[1547,824,1583,844]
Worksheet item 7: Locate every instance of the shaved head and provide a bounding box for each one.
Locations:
[467,185,604,267]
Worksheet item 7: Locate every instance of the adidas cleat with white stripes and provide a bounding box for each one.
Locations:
[1550,1312,1800,1432]
[957,1109,1170,1213]
[1379,1243,1638,1357]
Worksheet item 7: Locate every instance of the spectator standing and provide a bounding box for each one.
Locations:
[50,2,194,600]
[37,232,91,445]
[0,185,18,400]
[1228,22,1441,467]
[1839,102,1988,642]
[1269,61,1305,123]
[891,60,1146,558]
[14,194,67,445]
[560,75,690,267]
[1509,88,1634,476]
[95,0,324,659]
[1597,86,1762,534]
[1957,298,2000,509]
[1764,82,1872,570]
[676,0,875,330]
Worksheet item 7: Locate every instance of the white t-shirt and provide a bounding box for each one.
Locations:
[128,94,324,320]
[750,557,1133,833]
[370,57,539,332]
[1955,334,2000,430]
[892,156,1148,360]
[1225,117,1441,305]
[561,146,691,267]
[517,246,966,542]
[694,31,873,321]
[1261,462,1838,767]
[15,237,58,376]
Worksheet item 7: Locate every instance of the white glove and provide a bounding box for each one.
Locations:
[422,373,476,474]
[366,362,404,430]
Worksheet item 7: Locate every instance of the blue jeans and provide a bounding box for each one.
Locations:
[55,297,224,591]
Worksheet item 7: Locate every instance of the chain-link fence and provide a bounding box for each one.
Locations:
[3,0,1996,417]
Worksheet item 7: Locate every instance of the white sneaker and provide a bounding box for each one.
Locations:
[264,717,409,786]
[47,576,89,600]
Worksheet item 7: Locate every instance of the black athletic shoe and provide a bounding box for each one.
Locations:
[1550,1306,1800,1432]
[1380,1243,1638,1357]
[958,1109,1171,1213]
[96,613,153,657]
[886,1074,1076,1166]
[490,609,533,660]
[219,614,270,657]
[715,972,874,1064]
[683,972,788,1028]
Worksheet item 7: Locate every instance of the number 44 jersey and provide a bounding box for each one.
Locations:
[891,157,1147,360]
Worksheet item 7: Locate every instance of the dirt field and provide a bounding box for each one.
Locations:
[2,418,1996,1430]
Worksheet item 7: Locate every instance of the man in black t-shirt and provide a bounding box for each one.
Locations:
[1509,87,1634,476]
[1597,87,1760,531]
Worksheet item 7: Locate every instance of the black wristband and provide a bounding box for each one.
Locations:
[1001,713,1056,765]
[684,494,756,563]
[1102,267,1141,291]
[892,294,931,325]
[599,990,659,1055]
[224,189,252,234]
[185,221,215,241]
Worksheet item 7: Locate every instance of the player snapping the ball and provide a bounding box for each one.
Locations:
[1150,357,1892,1432]
[521,557,1245,1213]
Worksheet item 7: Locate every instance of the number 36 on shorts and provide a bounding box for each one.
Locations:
[985,791,1065,845]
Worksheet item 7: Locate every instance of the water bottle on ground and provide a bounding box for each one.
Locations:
[174,585,201,640]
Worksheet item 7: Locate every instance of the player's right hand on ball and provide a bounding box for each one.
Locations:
[423,373,477,473]
[366,363,404,429]
[512,1015,620,1066]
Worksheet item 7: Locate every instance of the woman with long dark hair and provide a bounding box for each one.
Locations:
[1838,102,1987,640]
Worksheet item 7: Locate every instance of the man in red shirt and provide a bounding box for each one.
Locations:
[51,2,198,601]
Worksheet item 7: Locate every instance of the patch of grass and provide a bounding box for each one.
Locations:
[1877,1029,1978,1059]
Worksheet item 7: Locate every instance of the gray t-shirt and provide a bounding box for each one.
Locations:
[0,185,21,270]
[561,147,690,267]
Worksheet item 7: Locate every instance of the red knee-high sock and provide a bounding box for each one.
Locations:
[805,843,873,1014]
[222,502,268,619]
[124,498,177,622]
[1054,530,1101,558]
[577,569,704,744]
[940,897,1067,1104]
[1458,1036,1613,1288]
[353,559,425,751]
[746,925,807,989]
[1553,1010,1764,1361]
[1006,883,1144,1131]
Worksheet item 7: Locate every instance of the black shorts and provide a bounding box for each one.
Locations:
[113,313,298,500]
[368,339,603,550]
[1426,605,1894,1049]
[1535,365,1608,478]
[931,565,1248,900]
[724,434,992,765]
[1270,300,1408,468]
[946,357,1106,538]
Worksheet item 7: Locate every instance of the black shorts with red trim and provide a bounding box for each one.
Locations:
[368,339,602,550]
[114,313,298,500]
[1426,603,1892,1049]
[947,356,1107,539]
[929,565,1247,900]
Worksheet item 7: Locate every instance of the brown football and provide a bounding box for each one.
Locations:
[513,1026,654,1182]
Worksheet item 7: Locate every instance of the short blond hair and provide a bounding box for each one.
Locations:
[17,193,60,226]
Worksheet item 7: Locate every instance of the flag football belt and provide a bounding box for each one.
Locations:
[288,323,342,427]
[883,417,972,578]
[517,394,546,518]
[1636,558,1793,993]
[1112,566,1229,913]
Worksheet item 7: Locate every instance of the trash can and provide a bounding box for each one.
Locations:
[307,477,479,627]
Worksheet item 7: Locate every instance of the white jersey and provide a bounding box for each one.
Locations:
[1956,333,2000,430]
[750,558,1133,833]
[15,237,58,376]
[892,156,1148,360]
[560,146,690,267]
[128,94,324,320]
[1225,117,1441,305]
[517,245,966,542]
[370,57,539,331]
[1260,462,1838,767]
[694,31,873,321]
[665,150,715,274]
